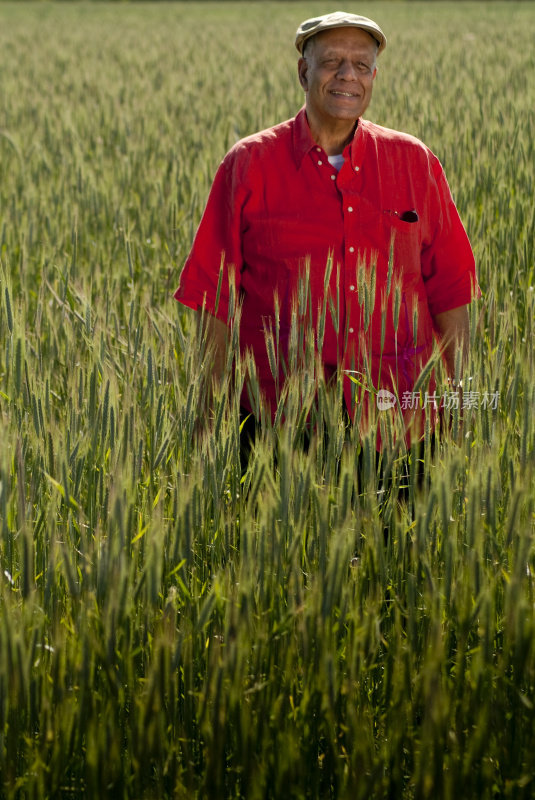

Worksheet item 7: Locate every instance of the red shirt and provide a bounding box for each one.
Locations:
[175,108,478,434]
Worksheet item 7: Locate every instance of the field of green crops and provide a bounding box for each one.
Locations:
[0,1,534,797]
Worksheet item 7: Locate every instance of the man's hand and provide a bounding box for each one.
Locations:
[432,304,470,380]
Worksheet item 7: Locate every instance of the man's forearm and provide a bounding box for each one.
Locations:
[201,311,229,387]
[432,304,470,379]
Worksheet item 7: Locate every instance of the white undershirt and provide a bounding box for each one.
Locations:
[328,154,345,171]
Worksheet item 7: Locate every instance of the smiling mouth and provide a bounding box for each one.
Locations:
[330,91,357,97]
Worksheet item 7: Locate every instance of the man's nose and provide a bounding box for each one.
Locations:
[336,60,358,80]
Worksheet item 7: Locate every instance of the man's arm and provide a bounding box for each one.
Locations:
[432,303,469,379]
[200,311,229,389]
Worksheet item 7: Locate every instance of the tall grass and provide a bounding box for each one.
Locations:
[0,2,534,797]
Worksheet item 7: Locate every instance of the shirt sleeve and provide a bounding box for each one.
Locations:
[174,148,248,323]
[421,158,481,316]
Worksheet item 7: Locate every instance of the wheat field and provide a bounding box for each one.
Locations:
[0,2,534,797]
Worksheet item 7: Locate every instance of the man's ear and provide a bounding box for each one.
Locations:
[298,57,308,91]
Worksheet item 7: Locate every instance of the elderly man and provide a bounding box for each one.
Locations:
[175,12,479,441]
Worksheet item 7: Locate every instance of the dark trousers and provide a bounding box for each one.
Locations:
[239,407,433,497]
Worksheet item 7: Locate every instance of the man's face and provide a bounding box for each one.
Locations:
[298,27,378,127]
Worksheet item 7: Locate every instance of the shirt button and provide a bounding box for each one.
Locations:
[316,147,321,152]
[354,166,360,172]
[330,174,336,180]
[349,327,355,333]
[347,206,354,212]
[349,284,355,291]
[349,246,355,253]
[317,160,323,165]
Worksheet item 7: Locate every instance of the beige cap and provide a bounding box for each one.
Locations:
[295,11,387,55]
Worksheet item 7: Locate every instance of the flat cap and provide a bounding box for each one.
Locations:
[295,11,387,55]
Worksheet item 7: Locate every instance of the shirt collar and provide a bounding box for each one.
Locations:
[292,107,318,168]
[292,107,367,169]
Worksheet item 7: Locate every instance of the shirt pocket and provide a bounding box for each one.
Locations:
[380,212,423,282]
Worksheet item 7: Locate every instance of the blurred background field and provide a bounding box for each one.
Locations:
[0,2,534,798]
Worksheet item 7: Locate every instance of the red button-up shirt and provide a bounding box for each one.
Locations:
[175,108,478,435]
